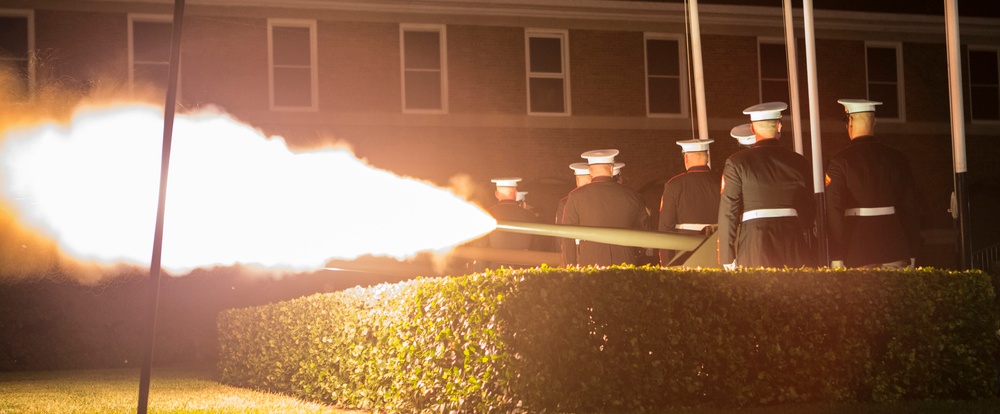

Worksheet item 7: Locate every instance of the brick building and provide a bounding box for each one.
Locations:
[2,0,999,268]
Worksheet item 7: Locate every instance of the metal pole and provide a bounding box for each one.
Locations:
[137,0,185,412]
[802,0,829,265]
[688,0,709,141]
[783,0,804,155]
[944,0,971,269]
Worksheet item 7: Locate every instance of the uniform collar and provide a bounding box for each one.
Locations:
[591,175,615,183]
[751,138,780,148]
[687,165,711,172]
[851,135,877,143]
[496,199,519,206]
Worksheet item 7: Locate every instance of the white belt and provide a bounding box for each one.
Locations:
[845,206,895,217]
[675,223,710,231]
[742,208,797,221]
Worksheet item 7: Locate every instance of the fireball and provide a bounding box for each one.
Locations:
[0,104,496,273]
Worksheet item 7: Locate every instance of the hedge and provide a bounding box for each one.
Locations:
[217,266,998,412]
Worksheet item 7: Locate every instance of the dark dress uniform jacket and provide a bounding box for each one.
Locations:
[658,165,721,264]
[486,200,537,250]
[561,175,648,266]
[553,195,577,265]
[718,139,815,267]
[473,200,538,270]
[825,135,921,266]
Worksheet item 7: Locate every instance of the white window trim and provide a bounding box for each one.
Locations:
[865,41,905,122]
[644,32,688,119]
[525,28,570,116]
[400,23,448,114]
[128,14,175,97]
[0,9,35,98]
[267,18,318,112]
[757,37,788,105]
[967,46,1000,125]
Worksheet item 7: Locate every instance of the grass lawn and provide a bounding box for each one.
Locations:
[0,365,360,413]
[1,366,999,413]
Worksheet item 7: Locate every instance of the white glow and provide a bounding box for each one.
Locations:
[0,104,496,273]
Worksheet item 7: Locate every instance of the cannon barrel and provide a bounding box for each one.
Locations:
[495,220,706,252]
[323,221,716,278]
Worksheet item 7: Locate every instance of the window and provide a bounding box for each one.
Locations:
[129,15,173,99]
[400,24,447,113]
[645,33,685,116]
[0,10,34,101]
[865,42,904,120]
[525,29,569,115]
[968,48,999,122]
[268,19,317,111]
[758,39,789,105]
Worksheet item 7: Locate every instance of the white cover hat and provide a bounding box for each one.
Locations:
[838,98,882,114]
[569,162,590,176]
[730,123,755,146]
[676,139,714,153]
[581,149,619,165]
[743,101,788,121]
[613,162,625,175]
[516,191,528,202]
[491,177,522,188]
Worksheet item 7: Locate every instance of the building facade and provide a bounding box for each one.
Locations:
[2,0,999,268]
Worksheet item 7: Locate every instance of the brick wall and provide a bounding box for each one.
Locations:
[182,16,268,112]
[34,10,127,92]
[903,42,950,123]
[569,29,645,117]
[448,25,525,115]
[702,34,759,118]
[321,21,400,113]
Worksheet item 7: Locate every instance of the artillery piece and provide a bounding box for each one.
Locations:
[325,220,721,278]
[488,220,721,268]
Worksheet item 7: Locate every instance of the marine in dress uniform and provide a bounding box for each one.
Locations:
[516,190,530,210]
[612,162,625,184]
[730,123,755,148]
[555,162,592,265]
[480,177,538,269]
[658,139,721,265]
[718,102,815,269]
[826,99,921,269]
[561,149,649,266]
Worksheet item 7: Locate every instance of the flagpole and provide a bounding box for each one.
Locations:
[137,0,185,412]
[802,0,829,265]
[944,0,971,269]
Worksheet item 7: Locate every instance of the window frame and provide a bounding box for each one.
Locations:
[267,18,318,112]
[399,23,449,114]
[524,28,570,116]
[0,9,34,100]
[864,41,905,122]
[757,37,790,106]
[966,46,1000,124]
[128,14,175,98]
[644,32,688,118]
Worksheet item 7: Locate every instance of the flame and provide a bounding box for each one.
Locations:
[0,104,496,273]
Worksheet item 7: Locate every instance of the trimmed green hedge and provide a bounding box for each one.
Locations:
[217,267,998,412]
